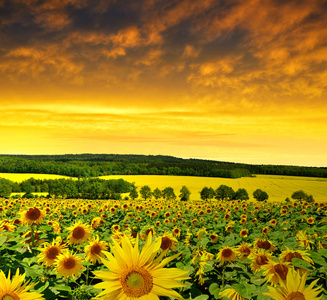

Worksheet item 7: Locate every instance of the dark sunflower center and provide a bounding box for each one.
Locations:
[47,247,59,259]
[256,255,269,265]
[161,237,172,250]
[222,248,232,258]
[64,258,76,269]
[26,208,41,220]
[258,240,271,249]
[273,264,288,281]
[121,267,153,297]
[285,252,302,262]
[286,292,305,300]
[72,227,85,239]
[91,244,101,255]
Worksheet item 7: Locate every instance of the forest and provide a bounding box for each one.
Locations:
[0,154,326,178]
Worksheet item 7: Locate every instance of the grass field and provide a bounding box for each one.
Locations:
[1,172,326,202]
[99,174,327,202]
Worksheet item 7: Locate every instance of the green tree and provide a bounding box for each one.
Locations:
[291,190,308,201]
[253,189,269,201]
[162,187,176,200]
[153,187,162,200]
[129,186,138,200]
[140,185,152,200]
[200,187,214,202]
[179,185,191,201]
[215,185,235,200]
[0,179,12,197]
[233,188,249,200]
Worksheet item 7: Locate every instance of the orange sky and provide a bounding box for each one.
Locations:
[0,0,326,166]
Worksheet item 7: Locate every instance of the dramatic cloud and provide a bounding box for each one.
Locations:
[0,0,326,166]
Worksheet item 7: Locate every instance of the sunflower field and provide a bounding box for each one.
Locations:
[0,197,326,300]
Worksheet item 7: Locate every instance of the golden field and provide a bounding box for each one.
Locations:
[98,174,327,202]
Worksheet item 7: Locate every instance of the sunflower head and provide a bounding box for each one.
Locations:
[55,251,84,279]
[217,246,237,264]
[264,268,322,300]
[20,207,45,225]
[38,240,65,267]
[93,233,189,299]
[262,260,291,284]
[0,269,44,300]
[67,221,92,245]
[85,235,108,264]
[250,249,272,273]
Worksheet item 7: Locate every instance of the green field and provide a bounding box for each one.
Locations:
[99,174,327,202]
[1,172,326,202]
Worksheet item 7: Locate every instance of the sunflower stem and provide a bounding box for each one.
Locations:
[30,224,35,254]
[221,264,226,287]
[86,264,90,286]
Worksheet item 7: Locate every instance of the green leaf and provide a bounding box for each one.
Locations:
[192,295,209,300]
[54,285,72,292]
[35,281,49,293]
[319,249,327,258]
[291,258,313,271]
[235,283,256,299]
[209,283,219,294]
[308,252,326,266]
[0,235,7,246]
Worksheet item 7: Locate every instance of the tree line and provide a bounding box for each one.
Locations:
[0,177,132,200]
[0,176,316,203]
[1,154,326,179]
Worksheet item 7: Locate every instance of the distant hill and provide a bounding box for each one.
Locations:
[0,154,326,178]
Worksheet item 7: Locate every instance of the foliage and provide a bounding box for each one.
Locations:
[139,185,152,200]
[253,189,269,201]
[162,187,176,200]
[0,196,326,300]
[1,154,326,179]
[179,185,191,201]
[215,185,235,200]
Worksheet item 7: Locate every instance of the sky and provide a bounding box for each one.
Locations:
[0,0,327,167]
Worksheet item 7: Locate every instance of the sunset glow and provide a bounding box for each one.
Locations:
[1,0,326,166]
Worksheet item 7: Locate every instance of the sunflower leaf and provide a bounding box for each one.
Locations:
[291,258,313,271]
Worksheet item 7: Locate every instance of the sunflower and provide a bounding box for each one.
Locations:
[306,217,315,225]
[217,246,237,264]
[93,233,189,299]
[250,249,272,273]
[55,251,84,279]
[20,207,45,225]
[0,221,15,233]
[240,229,248,238]
[280,247,313,264]
[254,238,275,252]
[172,227,181,238]
[158,233,178,251]
[270,219,277,226]
[262,226,269,235]
[67,221,92,245]
[38,239,65,267]
[0,269,44,300]
[236,242,252,261]
[296,231,313,249]
[84,235,108,264]
[209,233,219,243]
[262,260,291,284]
[220,288,245,300]
[263,268,322,300]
